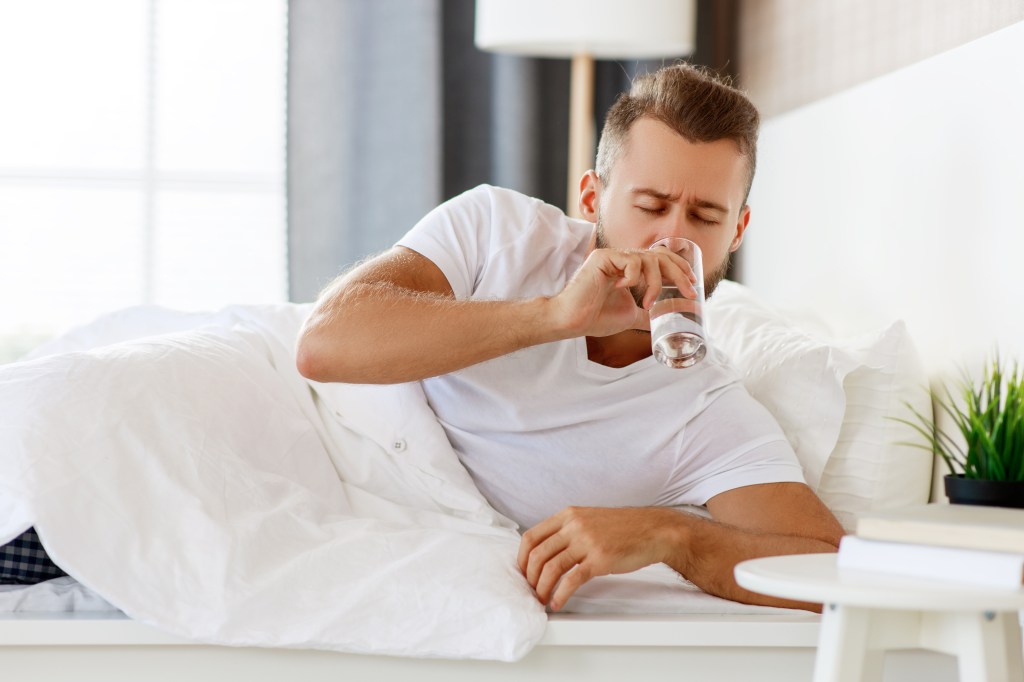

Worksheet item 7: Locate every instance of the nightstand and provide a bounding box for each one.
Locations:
[735,553,1024,682]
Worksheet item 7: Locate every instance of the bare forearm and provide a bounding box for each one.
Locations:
[297,281,564,384]
[296,242,696,384]
[663,510,839,612]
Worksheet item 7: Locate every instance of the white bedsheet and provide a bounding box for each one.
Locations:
[0,304,797,660]
[0,577,118,612]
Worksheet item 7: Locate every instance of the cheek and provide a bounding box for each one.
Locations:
[695,242,728,273]
[600,212,661,250]
[713,225,743,256]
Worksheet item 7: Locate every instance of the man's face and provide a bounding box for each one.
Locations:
[590,117,751,299]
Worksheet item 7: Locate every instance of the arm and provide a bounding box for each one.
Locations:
[296,246,556,384]
[517,482,844,612]
[296,245,695,384]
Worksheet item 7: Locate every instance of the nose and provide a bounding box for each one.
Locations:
[659,208,693,242]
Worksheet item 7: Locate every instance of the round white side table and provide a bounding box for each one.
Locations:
[735,553,1024,682]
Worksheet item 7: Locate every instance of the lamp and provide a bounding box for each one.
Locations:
[474,0,696,217]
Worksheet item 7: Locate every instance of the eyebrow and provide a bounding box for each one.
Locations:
[631,188,729,214]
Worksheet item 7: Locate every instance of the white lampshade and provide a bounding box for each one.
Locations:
[474,0,696,59]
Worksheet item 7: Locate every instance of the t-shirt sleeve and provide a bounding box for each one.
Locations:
[663,384,807,506]
[395,185,494,300]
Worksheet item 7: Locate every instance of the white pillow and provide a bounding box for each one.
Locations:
[705,280,933,530]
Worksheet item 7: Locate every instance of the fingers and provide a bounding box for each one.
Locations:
[549,563,592,612]
[521,537,588,609]
[554,247,699,338]
[648,247,699,297]
[518,508,604,610]
[640,257,664,309]
[598,250,645,292]
[618,256,643,291]
[535,549,580,605]
[598,249,697,307]
[524,533,570,587]
[517,516,562,573]
[519,512,584,607]
[527,548,595,612]
[518,507,675,611]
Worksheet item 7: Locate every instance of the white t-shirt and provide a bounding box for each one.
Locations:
[397,185,804,530]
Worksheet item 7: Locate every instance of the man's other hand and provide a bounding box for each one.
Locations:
[516,506,681,611]
[518,484,844,613]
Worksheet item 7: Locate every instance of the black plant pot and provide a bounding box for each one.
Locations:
[944,474,1024,509]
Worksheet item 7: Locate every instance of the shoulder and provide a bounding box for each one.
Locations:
[452,185,569,231]
[447,185,592,252]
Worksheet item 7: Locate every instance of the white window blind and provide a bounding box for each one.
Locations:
[0,0,288,363]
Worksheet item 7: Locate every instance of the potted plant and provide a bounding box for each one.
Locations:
[899,355,1024,508]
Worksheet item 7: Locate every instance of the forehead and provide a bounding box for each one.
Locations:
[612,118,748,209]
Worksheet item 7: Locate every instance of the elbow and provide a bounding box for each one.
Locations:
[294,325,375,384]
[295,332,327,383]
[295,320,347,383]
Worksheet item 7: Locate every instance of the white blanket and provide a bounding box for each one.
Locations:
[0,304,545,660]
[0,304,797,659]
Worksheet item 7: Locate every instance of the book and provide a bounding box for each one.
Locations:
[838,535,1024,589]
[855,504,1024,554]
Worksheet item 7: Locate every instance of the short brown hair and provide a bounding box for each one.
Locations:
[595,63,760,205]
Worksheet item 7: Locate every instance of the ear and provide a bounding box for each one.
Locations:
[578,170,601,222]
[729,205,751,252]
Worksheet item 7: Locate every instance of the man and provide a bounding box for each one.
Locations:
[296,63,844,612]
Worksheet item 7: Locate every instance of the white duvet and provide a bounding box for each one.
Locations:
[0,304,548,660]
[0,304,795,660]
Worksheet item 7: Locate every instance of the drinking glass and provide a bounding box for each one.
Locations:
[648,237,706,368]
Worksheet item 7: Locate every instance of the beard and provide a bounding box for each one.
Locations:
[594,217,731,307]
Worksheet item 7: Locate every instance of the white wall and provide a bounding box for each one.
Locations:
[743,20,1024,374]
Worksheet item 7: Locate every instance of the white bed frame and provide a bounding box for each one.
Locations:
[4,19,1021,682]
[1,612,960,682]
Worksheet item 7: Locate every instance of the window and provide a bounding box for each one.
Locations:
[0,0,287,363]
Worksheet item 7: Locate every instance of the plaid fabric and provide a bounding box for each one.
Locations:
[0,527,67,584]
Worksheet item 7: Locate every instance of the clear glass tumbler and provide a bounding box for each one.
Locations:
[648,237,707,368]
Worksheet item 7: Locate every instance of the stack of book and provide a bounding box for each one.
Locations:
[838,504,1024,589]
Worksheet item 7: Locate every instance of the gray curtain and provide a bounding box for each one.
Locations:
[287,0,737,303]
[287,0,444,302]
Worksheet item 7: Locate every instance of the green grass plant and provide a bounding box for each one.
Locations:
[897,355,1024,482]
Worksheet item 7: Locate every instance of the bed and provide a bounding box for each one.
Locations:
[0,290,945,681]
[3,19,1023,682]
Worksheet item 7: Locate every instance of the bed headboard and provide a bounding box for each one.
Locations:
[743,20,1024,376]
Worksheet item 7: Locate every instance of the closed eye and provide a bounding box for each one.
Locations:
[691,213,719,226]
[637,206,664,215]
